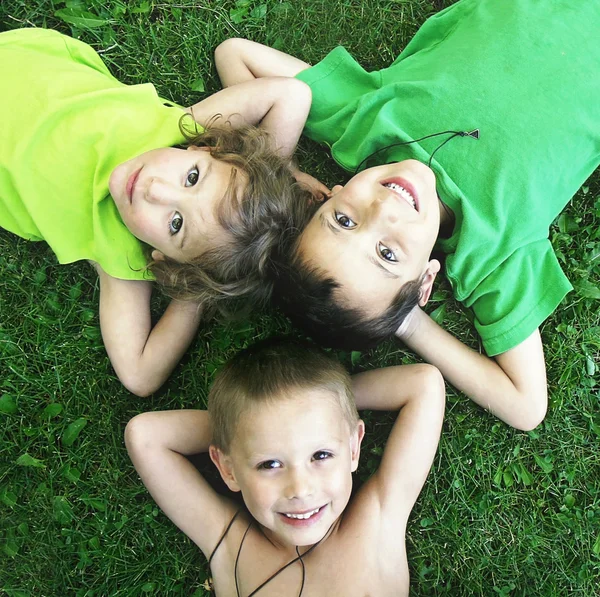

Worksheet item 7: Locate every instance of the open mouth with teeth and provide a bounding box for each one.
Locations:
[279,505,326,526]
[382,178,418,211]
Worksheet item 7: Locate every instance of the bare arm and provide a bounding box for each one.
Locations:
[125,410,233,557]
[352,364,445,520]
[396,307,547,431]
[96,265,201,397]
[212,39,329,197]
[215,38,310,87]
[186,76,310,160]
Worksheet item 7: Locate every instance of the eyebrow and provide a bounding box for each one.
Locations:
[181,161,213,252]
[318,213,399,279]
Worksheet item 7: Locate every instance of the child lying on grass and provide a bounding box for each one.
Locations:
[214,0,600,430]
[125,338,444,596]
[0,27,321,396]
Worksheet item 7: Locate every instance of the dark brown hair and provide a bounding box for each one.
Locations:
[269,243,423,351]
[208,337,358,452]
[149,115,316,317]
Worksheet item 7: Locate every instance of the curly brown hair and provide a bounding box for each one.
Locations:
[149,115,317,317]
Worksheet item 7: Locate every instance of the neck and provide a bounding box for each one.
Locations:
[437,196,455,237]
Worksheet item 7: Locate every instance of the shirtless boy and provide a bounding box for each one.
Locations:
[125,338,444,596]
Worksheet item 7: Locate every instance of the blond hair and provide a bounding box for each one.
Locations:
[208,338,358,453]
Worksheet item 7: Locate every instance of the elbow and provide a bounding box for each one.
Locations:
[511,393,548,432]
[118,371,161,398]
[215,38,246,68]
[124,413,154,453]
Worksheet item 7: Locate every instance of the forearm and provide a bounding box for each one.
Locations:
[396,308,547,430]
[352,363,443,411]
[187,76,311,158]
[126,410,212,457]
[215,38,309,87]
[101,295,201,397]
[132,299,201,393]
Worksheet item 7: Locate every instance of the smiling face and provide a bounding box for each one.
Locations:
[109,145,244,262]
[211,389,364,548]
[297,160,442,317]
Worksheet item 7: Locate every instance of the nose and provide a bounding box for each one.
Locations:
[146,178,180,206]
[367,192,400,225]
[283,466,314,500]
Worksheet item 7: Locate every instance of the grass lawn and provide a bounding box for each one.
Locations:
[1,1,599,595]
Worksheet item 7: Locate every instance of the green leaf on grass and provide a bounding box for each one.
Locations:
[42,403,63,418]
[1,488,18,507]
[62,418,88,446]
[0,393,17,414]
[429,303,446,325]
[593,533,600,556]
[586,355,596,377]
[574,279,600,299]
[251,4,267,19]
[230,7,249,23]
[533,453,553,473]
[55,8,109,28]
[190,76,205,92]
[16,453,46,468]
[351,351,361,366]
[53,496,74,524]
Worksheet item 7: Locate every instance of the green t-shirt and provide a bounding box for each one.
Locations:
[0,28,187,280]
[297,0,600,355]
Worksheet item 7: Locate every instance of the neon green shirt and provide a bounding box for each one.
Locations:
[0,28,187,280]
[297,0,600,355]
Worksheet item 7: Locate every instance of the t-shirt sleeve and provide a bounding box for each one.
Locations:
[462,239,573,356]
[296,46,382,148]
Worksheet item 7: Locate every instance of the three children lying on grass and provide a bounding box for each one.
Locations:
[2,0,599,591]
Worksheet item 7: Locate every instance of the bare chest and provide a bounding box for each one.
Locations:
[209,526,408,597]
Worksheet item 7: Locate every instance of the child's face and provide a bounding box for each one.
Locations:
[109,146,244,262]
[213,390,364,548]
[297,160,441,316]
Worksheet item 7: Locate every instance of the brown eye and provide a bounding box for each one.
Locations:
[186,167,199,187]
[378,242,397,262]
[169,212,183,235]
[335,212,356,229]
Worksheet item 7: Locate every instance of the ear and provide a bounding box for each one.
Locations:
[418,259,441,307]
[209,446,241,492]
[151,249,165,262]
[350,420,366,473]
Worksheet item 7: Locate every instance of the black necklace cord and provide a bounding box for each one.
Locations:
[234,519,336,597]
[353,128,480,174]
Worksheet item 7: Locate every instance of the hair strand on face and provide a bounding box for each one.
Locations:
[148,115,319,319]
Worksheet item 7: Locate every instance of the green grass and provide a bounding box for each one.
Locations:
[1,1,600,595]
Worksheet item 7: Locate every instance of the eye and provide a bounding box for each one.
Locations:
[257,460,282,471]
[312,451,333,462]
[334,211,356,229]
[169,212,183,235]
[378,242,397,262]
[185,166,199,187]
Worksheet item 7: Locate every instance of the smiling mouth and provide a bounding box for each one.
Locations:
[282,506,323,520]
[126,167,142,203]
[382,179,418,211]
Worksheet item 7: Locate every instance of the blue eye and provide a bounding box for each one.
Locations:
[334,212,356,229]
[169,212,183,235]
[186,167,199,187]
[312,451,333,462]
[378,242,397,262]
[258,460,282,470]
